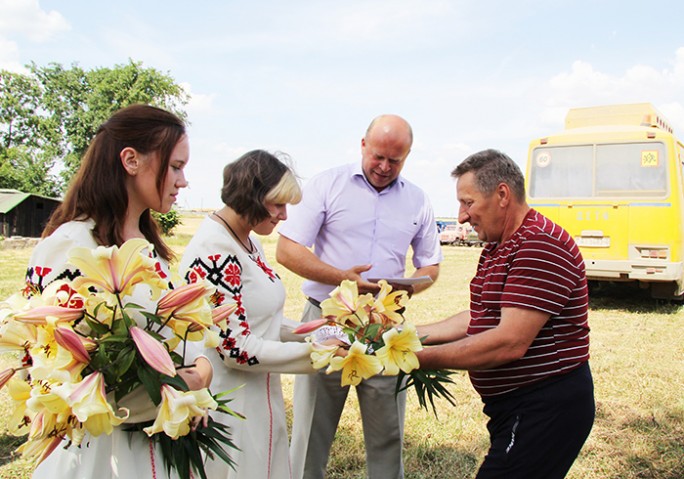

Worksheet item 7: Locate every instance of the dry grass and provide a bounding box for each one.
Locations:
[1,214,683,478]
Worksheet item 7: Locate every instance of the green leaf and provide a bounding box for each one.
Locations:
[113,346,136,379]
[136,363,162,405]
[84,316,110,335]
[161,374,188,391]
[396,369,458,418]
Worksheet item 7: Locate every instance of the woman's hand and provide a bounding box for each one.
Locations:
[177,357,213,390]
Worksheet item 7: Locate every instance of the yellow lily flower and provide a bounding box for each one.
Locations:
[6,378,31,435]
[309,341,338,369]
[16,429,64,465]
[0,317,36,353]
[327,340,383,387]
[143,385,217,439]
[375,323,423,376]
[29,327,87,383]
[164,335,181,353]
[320,280,373,328]
[27,381,72,419]
[64,372,128,436]
[368,280,408,327]
[69,238,166,301]
[203,329,220,349]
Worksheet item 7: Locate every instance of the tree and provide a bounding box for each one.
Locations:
[152,208,183,236]
[0,71,62,196]
[0,60,188,195]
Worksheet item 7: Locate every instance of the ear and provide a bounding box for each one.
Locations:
[120,147,140,175]
[497,182,511,207]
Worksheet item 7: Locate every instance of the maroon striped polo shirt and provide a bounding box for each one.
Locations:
[468,209,590,398]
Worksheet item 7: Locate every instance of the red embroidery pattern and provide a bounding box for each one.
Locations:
[233,294,245,317]
[55,283,85,309]
[35,266,52,278]
[253,255,277,281]
[185,253,260,367]
[223,263,241,287]
[154,261,168,279]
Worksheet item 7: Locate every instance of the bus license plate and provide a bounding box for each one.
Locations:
[576,236,610,247]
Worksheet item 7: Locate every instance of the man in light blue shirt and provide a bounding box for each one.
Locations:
[277,114,442,479]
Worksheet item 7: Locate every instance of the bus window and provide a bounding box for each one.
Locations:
[595,143,667,197]
[528,145,593,198]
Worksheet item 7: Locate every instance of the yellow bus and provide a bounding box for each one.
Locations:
[526,103,684,299]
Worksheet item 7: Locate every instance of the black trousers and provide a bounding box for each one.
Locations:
[476,362,595,479]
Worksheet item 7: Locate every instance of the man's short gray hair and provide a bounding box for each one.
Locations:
[451,149,526,202]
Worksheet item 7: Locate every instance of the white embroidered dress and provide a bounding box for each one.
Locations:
[24,220,179,479]
[179,216,313,479]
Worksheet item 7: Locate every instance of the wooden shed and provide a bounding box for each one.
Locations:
[0,189,62,238]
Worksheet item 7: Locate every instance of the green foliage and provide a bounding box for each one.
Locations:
[0,60,188,195]
[153,208,183,236]
[397,368,458,418]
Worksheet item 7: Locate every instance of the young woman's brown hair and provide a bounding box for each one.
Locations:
[44,104,186,261]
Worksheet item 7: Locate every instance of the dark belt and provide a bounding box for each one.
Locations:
[307,296,321,308]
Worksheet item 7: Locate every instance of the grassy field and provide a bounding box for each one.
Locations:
[0,213,683,478]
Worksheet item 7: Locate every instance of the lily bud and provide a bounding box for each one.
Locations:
[13,305,84,325]
[54,327,91,364]
[292,318,328,335]
[0,367,16,390]
[157,282,211,313]
[130,326,176,377]
[211,303,238,326]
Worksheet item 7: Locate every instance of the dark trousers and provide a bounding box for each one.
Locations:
[476,362,595,479]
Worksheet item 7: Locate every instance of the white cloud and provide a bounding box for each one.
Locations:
[0,0,70,42]
[0,37,26,72]
[543,48,684,132]
[181,82,216,117]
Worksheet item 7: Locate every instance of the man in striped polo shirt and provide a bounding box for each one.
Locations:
[417,149,594,479]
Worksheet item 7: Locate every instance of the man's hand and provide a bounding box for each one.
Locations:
[343,264,381,294]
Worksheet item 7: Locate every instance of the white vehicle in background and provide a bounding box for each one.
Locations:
[439,224,460,245]
[439,223,483,247]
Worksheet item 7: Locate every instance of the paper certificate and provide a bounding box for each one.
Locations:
[367,276,433,286]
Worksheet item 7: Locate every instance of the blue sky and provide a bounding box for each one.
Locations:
[2,0,683,216]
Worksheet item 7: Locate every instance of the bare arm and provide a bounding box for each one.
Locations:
[416,307,550,370]
[416,309,470,345]
[408,264,440,295]
[276,235,380,293]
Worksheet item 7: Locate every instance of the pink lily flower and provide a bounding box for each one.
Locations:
[130,326,176,377]
[54,327,91,364]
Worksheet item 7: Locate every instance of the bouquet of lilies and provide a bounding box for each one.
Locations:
[294,279,456,415]
[0,238,240,479]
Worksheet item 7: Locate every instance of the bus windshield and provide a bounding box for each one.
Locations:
[528,142,668,199]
